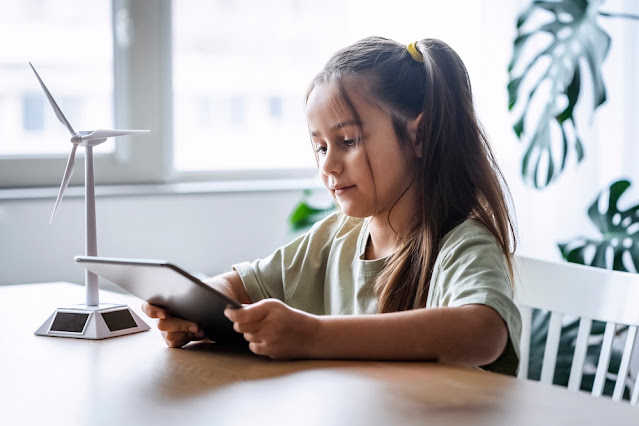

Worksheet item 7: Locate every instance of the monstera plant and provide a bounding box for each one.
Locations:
[526,180,639,397]
[559,179,639,269]
[508,0,638,188]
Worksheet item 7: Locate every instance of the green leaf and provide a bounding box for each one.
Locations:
[559,180,639,271]
[516,4,535,29]
[574,127,584,161]
[582,23,611,107]
[509,0,612,188]
[513,114,525,137]
[288,189,336,232]
[533,0,589,18]
[556,66,581,123]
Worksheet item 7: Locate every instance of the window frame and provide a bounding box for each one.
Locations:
[0,0,318,190]
[0,0,165,188]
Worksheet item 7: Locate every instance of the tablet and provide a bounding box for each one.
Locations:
[75,255,246,345]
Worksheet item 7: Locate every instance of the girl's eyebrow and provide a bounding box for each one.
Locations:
[310,119,361,137]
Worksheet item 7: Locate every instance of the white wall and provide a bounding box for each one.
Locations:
[0,189,303,286]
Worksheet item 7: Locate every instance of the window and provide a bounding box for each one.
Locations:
[268,97,283,120]
[170,0,487,178]
[0,0,127,187]
[0,0,172,188]
[1,0,488,188]
[22,94,44,132]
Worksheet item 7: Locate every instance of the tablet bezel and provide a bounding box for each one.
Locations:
[75,255,245,344]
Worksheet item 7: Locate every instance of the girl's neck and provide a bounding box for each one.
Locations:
[365,223,399,260]
[365,188,420,261]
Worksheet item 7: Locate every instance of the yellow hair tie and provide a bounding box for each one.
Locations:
[407,41,423,63]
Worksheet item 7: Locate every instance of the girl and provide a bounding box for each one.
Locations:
[143,36,521,375]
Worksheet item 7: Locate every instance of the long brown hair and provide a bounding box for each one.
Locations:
[306,37,517,313]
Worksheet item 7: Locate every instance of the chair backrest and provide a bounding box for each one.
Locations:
[515,255,639,404]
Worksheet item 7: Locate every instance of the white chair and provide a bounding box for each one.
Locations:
[515,255,639,403]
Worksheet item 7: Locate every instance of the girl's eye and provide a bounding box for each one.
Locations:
[344,138,359,147]
[315,145,327,155]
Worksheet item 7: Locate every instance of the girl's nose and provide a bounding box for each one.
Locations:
[320,148,343,176]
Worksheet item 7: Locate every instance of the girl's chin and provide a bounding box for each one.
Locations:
[336,204,370,219]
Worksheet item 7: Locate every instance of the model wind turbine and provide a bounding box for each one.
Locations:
[31,62,151,339]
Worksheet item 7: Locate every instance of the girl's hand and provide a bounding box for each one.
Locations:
[142,303,206,348]
[224,299,319,359]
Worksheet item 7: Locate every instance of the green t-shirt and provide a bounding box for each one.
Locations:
[233,212,521,375]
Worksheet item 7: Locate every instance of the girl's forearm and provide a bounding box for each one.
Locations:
[311,304,508,367]
[203,271,252,304]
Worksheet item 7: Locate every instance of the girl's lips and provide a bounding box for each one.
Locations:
[334,185,355,196]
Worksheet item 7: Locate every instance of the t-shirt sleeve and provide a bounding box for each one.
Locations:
[431,228,522,374]
[232,231,307,304]
[232,255,286,303]
[232,214,338,308]
[437,235,517,324]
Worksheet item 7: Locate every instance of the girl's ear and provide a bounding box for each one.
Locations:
[408,113,423,158]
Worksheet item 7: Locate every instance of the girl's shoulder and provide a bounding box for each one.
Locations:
[438,219,500,262]
[442,219,493,243]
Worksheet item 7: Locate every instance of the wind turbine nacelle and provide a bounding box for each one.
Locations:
[71,132,108,147]
[81,138,108,147]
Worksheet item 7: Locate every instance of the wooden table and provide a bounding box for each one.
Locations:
[1,283,637,425]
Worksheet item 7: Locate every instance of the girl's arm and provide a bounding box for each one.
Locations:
[202,270,252,304]
[225,300,508,367]
[313,304,508,366]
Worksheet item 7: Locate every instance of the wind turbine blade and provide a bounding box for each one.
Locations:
[28,62,75,135]
[81,129,150,141]
[50,144,78,224]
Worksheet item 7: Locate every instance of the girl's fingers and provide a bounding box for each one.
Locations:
[233,320,262,334]
[142,302,167,319]
[143,303,205,348]
[225,299,275,323]
[224,305,250,322]
[248,341,266,356]
[142,303,198,333]
[157,316,199,334]
[243,332,262,344]
[163,330,206,348]
[163,331,188,348]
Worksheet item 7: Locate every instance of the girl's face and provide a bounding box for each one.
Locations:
[306,83,421,220]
